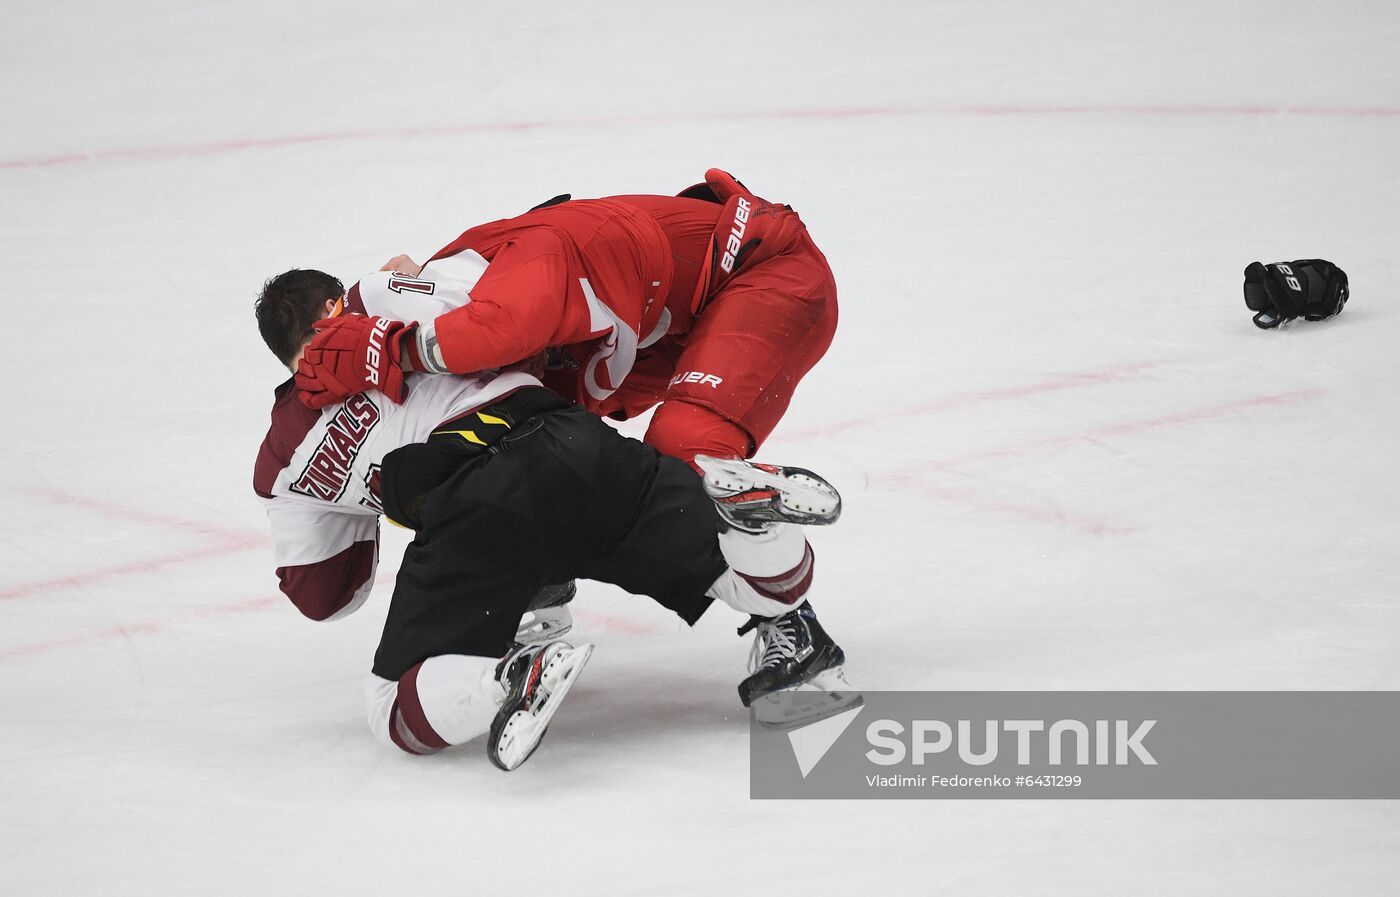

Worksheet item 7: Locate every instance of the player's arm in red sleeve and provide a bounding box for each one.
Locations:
[411,232,584,375]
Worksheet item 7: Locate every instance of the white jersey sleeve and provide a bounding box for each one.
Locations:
[264,497,380,621]
[265,498,378,569]
[344,249,487,323]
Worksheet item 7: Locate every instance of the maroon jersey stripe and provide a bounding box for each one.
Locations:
[254,379,321,499]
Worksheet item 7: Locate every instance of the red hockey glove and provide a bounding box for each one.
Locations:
[295,315,416,409]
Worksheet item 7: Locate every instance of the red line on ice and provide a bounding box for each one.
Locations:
[876,475,1136,536]
[860,390,1320,533]
[0,489,265,601]
[4,103,1398,170]
[568,608,659,637]
[775,359,1165,443]
[0,569,396,661]
[0,569,656,661]
[0,539,264,602]
[22,487,256,541]
[918,389,1322,471]
[0,594,284,661]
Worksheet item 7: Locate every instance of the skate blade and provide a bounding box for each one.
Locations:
[695,456,841,524]
[752,667,863,731]
[493,643,594,771]
[514,606,574,644]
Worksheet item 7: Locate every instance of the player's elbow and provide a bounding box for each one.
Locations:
[282,583,349,622]
[276,541,376,622]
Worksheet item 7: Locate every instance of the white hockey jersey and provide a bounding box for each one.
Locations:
[254,253,542,621]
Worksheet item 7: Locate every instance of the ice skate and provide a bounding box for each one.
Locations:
[737,602,861,729]
[694,455,842,532]
[488,640,594,771]
[515,581,576,644]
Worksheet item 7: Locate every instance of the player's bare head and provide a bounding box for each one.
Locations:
[255,269,344,367]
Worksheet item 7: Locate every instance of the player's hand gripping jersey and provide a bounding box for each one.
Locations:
[254,256,542,621]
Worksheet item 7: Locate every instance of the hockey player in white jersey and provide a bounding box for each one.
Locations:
[253,264,855,769]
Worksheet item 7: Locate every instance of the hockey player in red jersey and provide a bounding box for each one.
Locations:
[254,269,854,768]
[287,169,844,706]
[294,168,837,465]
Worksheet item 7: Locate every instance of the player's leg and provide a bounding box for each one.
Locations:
[559,416,796,620]
[364,640,592,769]
[636,241,850,723]
[605,462,854,722]
[576,424,855,720]
[543,414,728,623]
[644,399,753,465]
[693,460,857,723]
[366,430,596,764]
[365,399,720,762]
[644,232,838,462]
[365,654,502,756]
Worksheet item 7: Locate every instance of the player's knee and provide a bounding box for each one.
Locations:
[366,665,449,755]
[726,525,815,601]
[365,655,502,755]
[645,400,753,469]
[709,526,816,616]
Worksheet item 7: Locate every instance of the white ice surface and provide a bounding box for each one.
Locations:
[3,1,1399,894]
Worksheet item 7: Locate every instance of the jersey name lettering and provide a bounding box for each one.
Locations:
[290,394,382,501]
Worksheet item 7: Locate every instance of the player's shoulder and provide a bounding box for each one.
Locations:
[254,378,321,499]
[347,258,484,322]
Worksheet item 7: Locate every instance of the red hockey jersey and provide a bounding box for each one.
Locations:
[403,170,811,416]
[418,197,675,407]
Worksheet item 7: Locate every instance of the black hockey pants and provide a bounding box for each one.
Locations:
[371,388,725,680]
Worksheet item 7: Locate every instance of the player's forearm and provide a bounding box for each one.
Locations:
[406,305,558,376]
[401,321,447,374]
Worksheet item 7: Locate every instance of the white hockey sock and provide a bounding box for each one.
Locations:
[706,523,816,618]
[365,654,505,755]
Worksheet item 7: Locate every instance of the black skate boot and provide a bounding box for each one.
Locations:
[694,455,842,533]
[516,581,576,643]
[737,602,860,729]
[488,639,593,771]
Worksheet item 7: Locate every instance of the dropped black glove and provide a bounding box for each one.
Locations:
[1243,259,1348,329]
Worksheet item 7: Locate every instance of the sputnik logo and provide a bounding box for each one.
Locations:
[786,705,865,778]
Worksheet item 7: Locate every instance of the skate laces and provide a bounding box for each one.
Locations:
[748,617,799,673]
